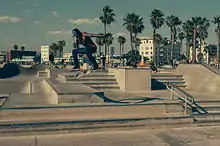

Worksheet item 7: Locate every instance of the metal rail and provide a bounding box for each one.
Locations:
[166,83,207,115]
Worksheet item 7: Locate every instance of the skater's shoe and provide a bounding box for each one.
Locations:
[73,66,80,70]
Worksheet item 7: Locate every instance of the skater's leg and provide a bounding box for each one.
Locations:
[72,48,87,69]
[86,49,98,70]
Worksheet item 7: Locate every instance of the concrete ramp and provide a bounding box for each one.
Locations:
[177,64,220,94]
[0,63,50,79]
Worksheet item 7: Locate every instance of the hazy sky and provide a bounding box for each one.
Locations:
[0,0,220,54]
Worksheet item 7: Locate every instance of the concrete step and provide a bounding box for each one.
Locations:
[91,85,120,90]
[157,81,185,84]
[0,113,192,135]
[89,84,120,88]
[83,74,114,77]
[172,84,186,87]
[84,82,118,85]
[64,81,118,84]
[79,76,116,80]
[203,105,220,111]
[66,78,117,82]
[152,74,183,78]
[194,111,220,123]
[153,78,185,80]
[197,100,220,104]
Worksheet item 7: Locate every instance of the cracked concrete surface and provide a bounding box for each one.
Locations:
[1,126,220,146]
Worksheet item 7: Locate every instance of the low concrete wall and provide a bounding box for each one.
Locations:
[177,64,220,94]
[42,79,103,104]
[0,81,31,94]
[42,79,58,104]
[109,68,151,93]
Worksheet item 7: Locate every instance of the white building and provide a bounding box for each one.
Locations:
[41,45,50,63]
[139,37,181,64]
[189,41,208,63]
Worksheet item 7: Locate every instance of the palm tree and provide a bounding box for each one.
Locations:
[150,9,165,65]
[212,16,220,67]
[204,44,217,63]
[190,17,204,63]
[20,46,25,60]
[106,33,114,61]
[182,20,194,59]
[21,46,25,51]
[123,12,136,55]
[178,32,185,53]
[49,43,58,57]
[13,44,19,61]
[133,15,145,53]
[123,13,144,57]
[57,40,66,60]
[95,37,105,56]
[166,15,182,61]
[99,6,115,57]
[197,17,209,62]
[118,36,126,60]
[13,44,18,52]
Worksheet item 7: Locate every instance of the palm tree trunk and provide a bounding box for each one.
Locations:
[119,43,122,63]
[153,28,156,65]
[134,33,137,55]
[198,39,202,63]
[171,31,174,61]
[186,41,190,59]
[104,23,107,57]
[130,26,134,56]
[99,45,101,56]
[217,28,220,68]
[193,27,197,63]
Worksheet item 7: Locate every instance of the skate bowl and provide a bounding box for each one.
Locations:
[0,63,50,79]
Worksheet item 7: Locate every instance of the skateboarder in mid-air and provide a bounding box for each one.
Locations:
[72,28,106,70]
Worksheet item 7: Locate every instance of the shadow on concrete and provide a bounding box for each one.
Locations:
[95,93,164,104]
[0,63,20,78]
[0,63,49,79]
[151,79,167,90]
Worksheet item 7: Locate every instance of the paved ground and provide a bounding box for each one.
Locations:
[1,126,220,146]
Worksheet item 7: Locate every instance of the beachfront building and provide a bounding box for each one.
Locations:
[139,37,181,64]
[189,41,208,63]
[40,45,50,63]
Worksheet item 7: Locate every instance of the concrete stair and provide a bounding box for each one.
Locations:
[0,102,193,134]
[192,99,220,124]
[57,70,120,91]
[152,73,186,88]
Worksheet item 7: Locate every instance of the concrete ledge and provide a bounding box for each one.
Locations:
[42,79,104,104]
[109,68,151,92]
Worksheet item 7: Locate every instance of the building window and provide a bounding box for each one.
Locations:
[151,47,152,49]
[145,47,149,50]
[145,52,149,55]
[150,52,153,54]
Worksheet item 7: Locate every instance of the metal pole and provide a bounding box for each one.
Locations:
[184,96,188,114]
[171,86,174,100]
[29,80,32,94]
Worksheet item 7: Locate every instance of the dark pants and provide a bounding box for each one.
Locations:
[72,47,98,69]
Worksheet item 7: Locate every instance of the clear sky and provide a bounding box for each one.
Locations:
[0,0,220,54]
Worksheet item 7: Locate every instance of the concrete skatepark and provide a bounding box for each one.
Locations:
[0,63,220,145]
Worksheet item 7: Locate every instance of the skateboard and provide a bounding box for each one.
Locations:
[71,69,91,79]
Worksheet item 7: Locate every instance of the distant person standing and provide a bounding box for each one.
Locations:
[101,54,106,70]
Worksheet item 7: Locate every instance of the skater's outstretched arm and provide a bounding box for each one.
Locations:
[83,32,106,38]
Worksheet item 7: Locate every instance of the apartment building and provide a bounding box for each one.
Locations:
[41,45,50,63]
[139,37,181,64]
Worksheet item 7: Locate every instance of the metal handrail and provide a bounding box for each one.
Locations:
[201,63,220,75]
[166,83,207,115]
